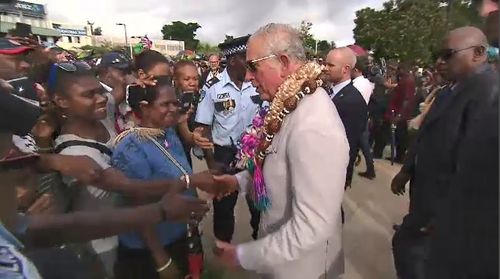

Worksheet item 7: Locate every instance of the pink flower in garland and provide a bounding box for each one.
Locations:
[234,106,270,211]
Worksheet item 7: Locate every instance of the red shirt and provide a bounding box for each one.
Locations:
[385,74,416,121]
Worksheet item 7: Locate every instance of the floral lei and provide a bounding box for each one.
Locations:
[234,62,324,211]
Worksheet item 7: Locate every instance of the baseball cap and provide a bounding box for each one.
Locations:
[0,38,33,55]
[96,52,130,70]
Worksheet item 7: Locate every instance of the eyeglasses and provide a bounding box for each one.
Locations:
[437,46,482,61]
[48,61,92,91]
[245,54,277,72]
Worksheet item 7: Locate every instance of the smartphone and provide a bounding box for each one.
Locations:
[180,92,195,113]
[7,77,39,106]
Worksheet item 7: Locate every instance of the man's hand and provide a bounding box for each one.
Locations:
[0,79,14,92]
[160,193,209,223]
[26,193,58,215]
[391,170,410,195]
[192,127,213,150]
[136,74,158,88]
[214,240,242,271]
[191,171,238,197]
[50,155,103,185]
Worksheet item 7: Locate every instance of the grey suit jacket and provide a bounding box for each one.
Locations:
[235,88,349,279]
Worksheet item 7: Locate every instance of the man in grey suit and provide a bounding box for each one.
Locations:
[212,23,349,279]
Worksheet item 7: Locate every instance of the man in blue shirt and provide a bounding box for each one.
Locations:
[196,35,262,242]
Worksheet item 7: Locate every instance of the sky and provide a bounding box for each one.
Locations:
[33,0,385,46]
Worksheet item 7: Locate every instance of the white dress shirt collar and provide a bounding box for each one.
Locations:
[330,79,351,98]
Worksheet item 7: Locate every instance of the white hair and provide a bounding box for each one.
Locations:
[251,23,307,62]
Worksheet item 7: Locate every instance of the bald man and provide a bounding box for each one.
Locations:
[390,26,498,279]
[325,48,368,188]
[424,26,499,279]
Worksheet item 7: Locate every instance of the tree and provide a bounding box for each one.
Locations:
[93,27,102,36]
[299,20,316,51]
[161,21,201,50]
[196,42,219,55]
[317,40,334,57]
[353,0,483,65]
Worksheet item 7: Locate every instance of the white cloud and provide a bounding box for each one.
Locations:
[33,0,385,45]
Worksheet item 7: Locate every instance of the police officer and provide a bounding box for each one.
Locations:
[195,35,262,242]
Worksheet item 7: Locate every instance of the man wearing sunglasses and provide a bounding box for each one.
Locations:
[195,35,262,243]
[213,23,348,279]
[424,25,499,279]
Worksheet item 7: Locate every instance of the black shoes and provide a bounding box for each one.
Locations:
[358,170,376,180]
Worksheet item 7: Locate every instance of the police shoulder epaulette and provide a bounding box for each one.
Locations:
[205,77,220,89]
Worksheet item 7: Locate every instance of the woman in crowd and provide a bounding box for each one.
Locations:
[112,77,196,278]
[135,49,172,78]
[47,63,222,277]
[173,60,203,166]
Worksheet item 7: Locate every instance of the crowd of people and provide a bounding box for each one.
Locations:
[0,1,498,279]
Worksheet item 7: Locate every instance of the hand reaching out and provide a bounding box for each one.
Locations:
[160,193,209,223]
[190,171,238,198]
[192,127,213,150]
[214,240,241,271]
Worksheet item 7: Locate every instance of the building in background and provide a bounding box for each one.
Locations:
[52,22,92,49]
[93,36,185,57]
[0,0,61,41]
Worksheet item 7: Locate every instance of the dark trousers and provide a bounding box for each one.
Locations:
[395,121,409,162]
[392,228,431,279]
[359,123,375,173]
[372,118,390,158]
[114,238,189,279]
[213,145,260,242]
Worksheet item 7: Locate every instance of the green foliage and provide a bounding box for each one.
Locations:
[93,27,102,36]
[196,42,219,55]
[298,20,337,58]
[161,21,201,50]
[353,0,484,65]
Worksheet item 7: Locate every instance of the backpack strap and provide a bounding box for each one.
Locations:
[54,140,112,157]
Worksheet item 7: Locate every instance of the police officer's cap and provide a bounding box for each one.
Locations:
[218,35,251,57]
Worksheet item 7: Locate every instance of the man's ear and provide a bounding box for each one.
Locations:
[279,54,291,78]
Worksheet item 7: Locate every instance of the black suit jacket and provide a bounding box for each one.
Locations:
[332,82,368,184]
[426,64,499,279]
[200,68,224,87]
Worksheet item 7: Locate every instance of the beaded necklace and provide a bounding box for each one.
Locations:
[235,62,324,211]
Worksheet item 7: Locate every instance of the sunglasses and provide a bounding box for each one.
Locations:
[437,46,482,61]
[245,54,276,72]
[47,61,92,91]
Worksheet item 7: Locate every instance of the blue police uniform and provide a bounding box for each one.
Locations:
[194,35,263,242]
[195,68,262,147]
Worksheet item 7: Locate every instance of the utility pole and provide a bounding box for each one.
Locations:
[116,23,132,58]
[87,21,94,35]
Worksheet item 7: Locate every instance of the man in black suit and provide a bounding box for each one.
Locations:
[325,47,368,188]
[390,26,497,279]
[426,27,499,279]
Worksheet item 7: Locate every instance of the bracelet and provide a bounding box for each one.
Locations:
[156,258,173,272]
[181,175,191,190]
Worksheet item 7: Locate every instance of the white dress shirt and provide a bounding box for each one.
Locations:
[352,76,375,104]
[330,79,352,98]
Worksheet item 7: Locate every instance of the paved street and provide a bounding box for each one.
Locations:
[193,156,408,279]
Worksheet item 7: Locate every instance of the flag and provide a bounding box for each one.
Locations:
[141,35,153,49]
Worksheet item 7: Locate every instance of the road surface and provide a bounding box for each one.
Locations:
[193,157,408,279]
